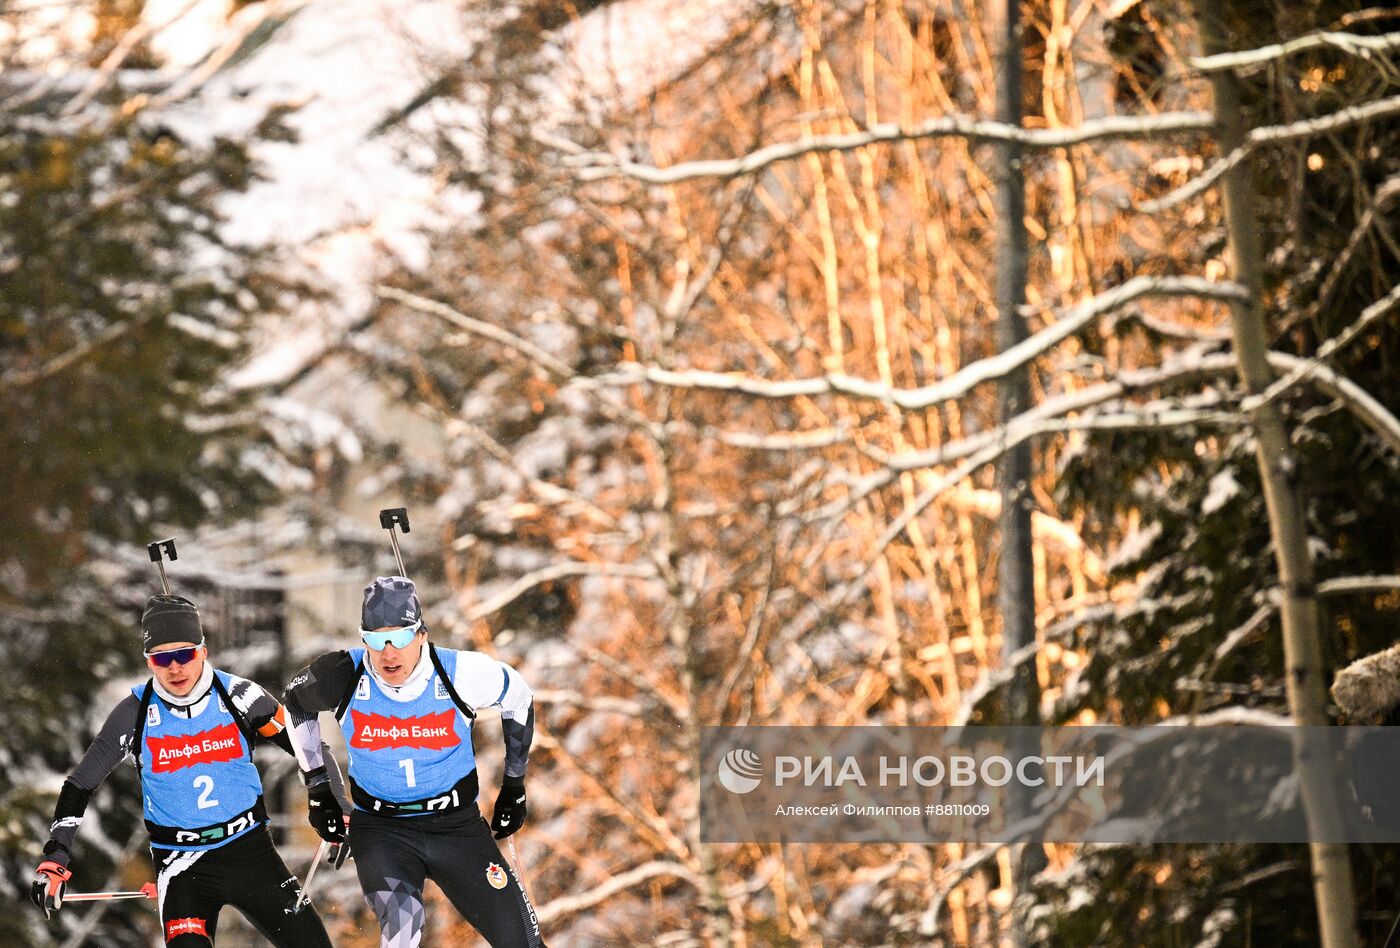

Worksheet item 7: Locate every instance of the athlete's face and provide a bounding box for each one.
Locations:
[368,630,427,686]
[146,642,206,696]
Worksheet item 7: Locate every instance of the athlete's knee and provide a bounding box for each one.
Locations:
[365,881,425,948]
[163,914,214,945]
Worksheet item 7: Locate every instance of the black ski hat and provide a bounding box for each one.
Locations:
[362,576,423,632]
[141,595,204,652]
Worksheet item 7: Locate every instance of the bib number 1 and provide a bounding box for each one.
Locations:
[398,758,417,788]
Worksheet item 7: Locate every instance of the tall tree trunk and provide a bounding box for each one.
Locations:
[1190,4,1357,946]
[993,0,1044,940]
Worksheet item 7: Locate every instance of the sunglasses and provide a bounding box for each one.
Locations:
[361,621,422,651]
[147,646,201,668]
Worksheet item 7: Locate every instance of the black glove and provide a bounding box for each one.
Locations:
[304,768,347,845]
[30,843,71,920]
[490,776,527,839]
[328,840,352,870]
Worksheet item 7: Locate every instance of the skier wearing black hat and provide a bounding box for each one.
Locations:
[30,594,342,946]
[283,575,542,948]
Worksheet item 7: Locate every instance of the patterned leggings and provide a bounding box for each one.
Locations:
[351,806,542,948]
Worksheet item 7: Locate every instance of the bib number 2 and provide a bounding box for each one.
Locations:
[194,775,220,810]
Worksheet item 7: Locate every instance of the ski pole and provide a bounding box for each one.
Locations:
[291,840,329,915]
[146,539,178,595]
[1384,908,1400,948]
[378,508,410,577]
[505,836,536,908]
[65,881,157,903]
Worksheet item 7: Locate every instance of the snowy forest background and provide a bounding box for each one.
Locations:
[2,0,1399,945]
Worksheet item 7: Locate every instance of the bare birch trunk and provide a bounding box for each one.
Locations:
[1190,4,1357,946]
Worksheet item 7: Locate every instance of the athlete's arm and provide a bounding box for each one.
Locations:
[451,650,536,781]
[231,674,347,802]
[282,651,358,773]
[44,695,140,858]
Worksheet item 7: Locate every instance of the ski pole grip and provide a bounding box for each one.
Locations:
[378,508,410,533]
[147,539,178,562]
[147,539,177,595]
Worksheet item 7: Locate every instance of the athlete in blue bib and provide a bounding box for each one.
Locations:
[133,668,266,845]
[31,595,338,947]
[338,643,480,810]
[285,575,543,947]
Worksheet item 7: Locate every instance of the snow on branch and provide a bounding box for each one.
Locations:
[531,688,650,719]
[0,310,163,390]
[1189,29,1400,74]
[1245,282,1400,415]
[571,111,1214,184]
[1265,352,1400,455]
[378,285,576,378]
[61,0,203,117]
[1187,575,1400,703]
[884,401,1241,474]
[1144,93,1400,212]
[379,285,658,435]
[464,560,659,623]
[1317,575,1400,596]
[1250,92,1400,144]
[596,277,1246,411]
[536,860,700,925]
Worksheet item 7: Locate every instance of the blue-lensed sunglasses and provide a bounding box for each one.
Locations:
[361,621,422,651]
[146,645,201,667]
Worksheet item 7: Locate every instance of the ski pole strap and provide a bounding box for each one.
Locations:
[349,771,478,816]
[334,659,366,724]
[146,797,267,847]
[209,673,257,749]
[428,644,477,722]
[131,674,256,775]
[334,648,475,725]
[131,680,156,772]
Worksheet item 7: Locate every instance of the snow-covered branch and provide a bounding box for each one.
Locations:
[61,0,203,117]
[1250,92,1400,144]
[595,277,1246,411]
[575,644,690,726]
[1189,575,1400,702]
[571,111,1214,184]
[0,310,163,390]
[1144,94,1400,212]
[536,860,700,925]
[142,0,308,113]
[378,285,575,379]
[531,688,650,719]
[464,560,659,623]
[1189,30,1400,73]
[1244,282,1400,414]
[1265,352,1400,456]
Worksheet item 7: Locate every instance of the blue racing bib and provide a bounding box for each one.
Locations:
[134,670,263,848]
[339,647,477,806]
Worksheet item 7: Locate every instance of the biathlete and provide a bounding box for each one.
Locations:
[31,594,341,946]
[284,575,543,948]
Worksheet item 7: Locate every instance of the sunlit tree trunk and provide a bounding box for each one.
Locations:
[1190,4,1357,946]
